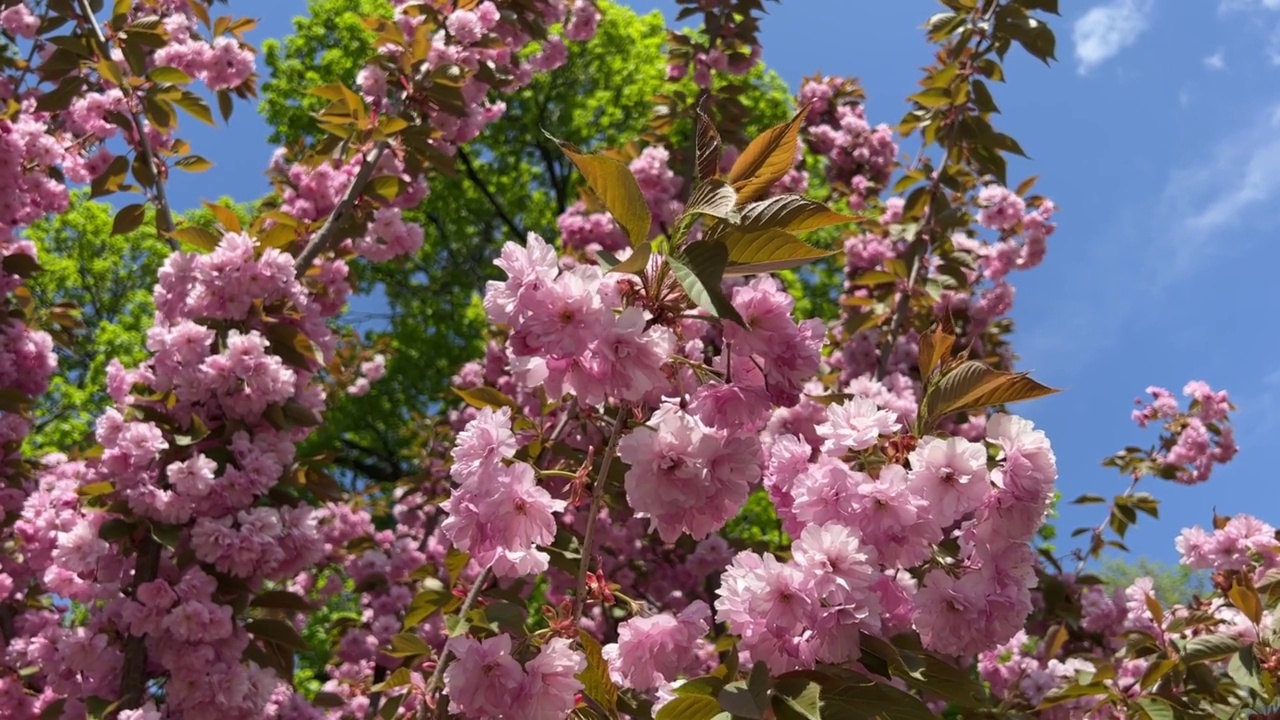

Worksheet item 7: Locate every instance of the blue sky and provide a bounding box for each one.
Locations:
[162,0,1280,565]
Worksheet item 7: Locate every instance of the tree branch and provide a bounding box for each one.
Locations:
[293,143,389,273]
[571,407,627,625]
[76,0,176,247]
[535,141,569,215]
[457,148,525,242]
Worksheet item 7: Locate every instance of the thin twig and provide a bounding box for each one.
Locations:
[875,236,925,381]
[457,148,524,243]
[1074,476,1141,574]
[423,565,492,719]
[363,665,388,720]
[293,143,390,274]
[75,0,176,247]
[419,401,579,716]
[571,407,628,625]
[534,398,578,468]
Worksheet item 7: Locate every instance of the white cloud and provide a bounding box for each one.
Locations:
[1220,0,1280,11]
[1155,101,1280,278]
[1073,0,1155,75]
[1203,50,1227,69]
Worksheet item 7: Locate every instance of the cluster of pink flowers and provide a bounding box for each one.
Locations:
[557,200,629,254]
[726,409,1055,671]
[0,2,40,39]
[602,601,712,690]
[1177,513,1279,577]
[153,14,256,90]
[833,181,1055,412]
[1131,381,1237,483]
[345,352,387,396]
[442,407,564,578]
[484,233,675,406]
[617,403,761,542]
[799,76,897,206]
[980,509,1275,719]
[3,225,340,718]
[0,0,604,716]
[443,635,584,720]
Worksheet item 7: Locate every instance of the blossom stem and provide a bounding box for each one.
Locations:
[424,565,493,719]
[75,0,177,247]
[1075,475,1142,573]
[570,406,628,626]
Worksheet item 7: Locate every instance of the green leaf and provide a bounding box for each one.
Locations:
[98,518,136,541]
[98,59,125,86]
[723,229,837,276]
[577,631,620,716]
[1038,683,1113,709]
[1181,634,1242,664]
[150,523,182,549]
[370,667,413,692]
[695,107,722,181]
[548,133,651,247]
[598,242,652,275]
[452,385,517,410]
[735,194,858,235]
[111,203,147,235]
[403,585,454,628]
[77,481,115,497]
[1138,657,1177,691]
[202,201,242,233]
[174,155,214,172]
[264,323,324,369]
[1134,696,1175,720]
[1072,494,1106,505]
[90,155,130,199]
[728,104,809,204]
[771,676,821,720]
[655,695,723,720]
[1228,648,1265,694]
[816,671,936,720]
[0,253,39,278]
[676,676,727,697]
[921,360,1058,429]
[245,618,309,652]
[369,175,402,201]
[147,66,193,84]
[444,548,470,586]
[170,226,221,252]
[669,241,743,325]
[386,632,431,658]
[1227,582,1263,624]
[718,661,771,718]
[684,179,740,225]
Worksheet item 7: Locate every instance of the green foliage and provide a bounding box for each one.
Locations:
[723,487,789,550]
[295,571,362,699]
[1096,556,1210,606]
[260,0,393,146]
[23,193,252,454]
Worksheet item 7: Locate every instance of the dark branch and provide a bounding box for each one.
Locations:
[457,148,525,242]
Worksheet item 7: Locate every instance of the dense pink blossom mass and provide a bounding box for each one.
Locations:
[0,0,1270,719]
